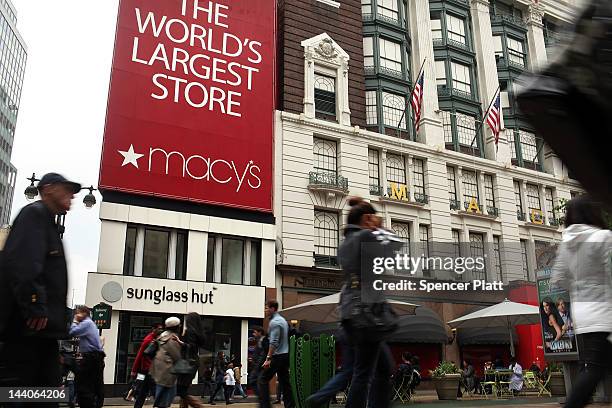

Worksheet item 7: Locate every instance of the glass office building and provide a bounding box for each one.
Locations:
[0,0,26,225]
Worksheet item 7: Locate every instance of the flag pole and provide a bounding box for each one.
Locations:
[470,86,501,151]
[397,58,426,138]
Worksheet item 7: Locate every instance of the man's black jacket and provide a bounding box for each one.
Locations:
[0,201,70,340]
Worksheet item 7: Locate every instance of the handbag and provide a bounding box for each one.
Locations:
[344,276,398,342]
[143,339,158,358]
[170,343,199,376]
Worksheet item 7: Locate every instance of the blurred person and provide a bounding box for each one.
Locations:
[461,360,475,394]
[0,173,80,396]
[150,316,183,408]
[409,356,421,393]
[232,362,247,399]
[209,351,228,404]
[493,356,505,370]
[258,300,294,408]
[551,195,612,408]
[556,297,574,337]
[131,323,163,408]
[224,362,236,405]
[337,197,401,408]
[529,361,541,378]
[69,305,105,408]
[508,357,523,395]
[248,326,268,396]
[177,312,206,408]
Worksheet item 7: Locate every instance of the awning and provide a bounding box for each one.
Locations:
[457,326,519,346]
[392,307,447,344]
[300,306,447,344]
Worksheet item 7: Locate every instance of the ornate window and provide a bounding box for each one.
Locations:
[377,0,399,22]
[314,73,336,118]
[314,211,339,266]
[386,153,406,186]
[366,91,378,125]
[379,38,402,74]
[313,138,337,176]
[456,112,477,146]
[519,130,538,162]
[520,239,529,279]
[507,36,526,67]
[441,110,453,143]
[469,232,486,280]
[526,184,542,221]
[413,158,425,197]
[545,187,556,223]
[451,61,471,95]
[368,149,381,191]
[382,92,406,128]
[363,37,375,69]
[484,174,496,211]
[493,236,503,281]
[446,14,466,45]
[514,181,524,220]
[392,221,411,258]
[435,60,447,87]
[447,166,457,202]
[420,225,431,277]
[462,169,479,204]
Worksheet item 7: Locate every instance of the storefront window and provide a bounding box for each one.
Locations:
[206,236,215,282]
[115,312,244,384]
[123,226,137,276]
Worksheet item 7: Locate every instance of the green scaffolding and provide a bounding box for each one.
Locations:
[289,334,336,408]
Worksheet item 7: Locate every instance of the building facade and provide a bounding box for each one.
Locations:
[274,0,581,373]
[0,0,26,225]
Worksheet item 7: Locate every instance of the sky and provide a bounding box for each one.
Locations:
[10,0,120,306]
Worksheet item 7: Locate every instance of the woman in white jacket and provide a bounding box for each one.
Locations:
[551,195,612,408]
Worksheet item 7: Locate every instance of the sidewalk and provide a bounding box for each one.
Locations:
[100,392,583,408]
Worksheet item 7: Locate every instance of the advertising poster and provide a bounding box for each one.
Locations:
[535,242,579,360]
[99,0,276,212]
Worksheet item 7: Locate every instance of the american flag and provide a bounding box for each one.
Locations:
[411,69,425,133]
[486,91,502,146]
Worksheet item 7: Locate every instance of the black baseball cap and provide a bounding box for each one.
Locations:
[37,173,82,194]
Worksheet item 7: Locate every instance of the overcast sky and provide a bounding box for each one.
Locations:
[10,1,120,305]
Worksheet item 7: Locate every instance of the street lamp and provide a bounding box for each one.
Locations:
[24,173,39,201]
[23,173,99,239]
[83,186,98,209]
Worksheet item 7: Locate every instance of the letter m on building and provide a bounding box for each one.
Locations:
[390,183,408,201]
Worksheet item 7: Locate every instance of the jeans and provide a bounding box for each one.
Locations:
[209,378,225,403]
[234,383,247,397]
[154,384,177,408]
[564,332,612,408]
[308,338,354,404]
[223,384,233,404]
[132,374,155,408]
[257,353,294,408]
[345,337,392,408]
[0,337,62,408]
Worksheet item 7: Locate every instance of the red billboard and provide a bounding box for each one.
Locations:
[99,0,275,212]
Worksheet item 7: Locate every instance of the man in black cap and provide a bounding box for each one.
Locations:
[0,173,81,396]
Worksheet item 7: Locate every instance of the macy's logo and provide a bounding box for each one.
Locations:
[118,144,262,192]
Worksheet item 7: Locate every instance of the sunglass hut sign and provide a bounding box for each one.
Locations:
[99,0,275,212]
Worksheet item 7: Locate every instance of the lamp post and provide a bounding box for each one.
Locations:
[23,173,99,239]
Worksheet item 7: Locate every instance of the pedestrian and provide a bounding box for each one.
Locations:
[232,362,248,399]
[551,195,612,408]
[131,323,163,408]
[209,351,228,404]
[257,300,294,408]
[0,173,80,398]
[305,327,354,408]
[69,305,105,408]
[460,360,475,395]
[177,312,206,408]
[508,357,523,395]
[336,197,400,408]
[224,362,236,405]
[150,316,183,408]
[248,326,268,396]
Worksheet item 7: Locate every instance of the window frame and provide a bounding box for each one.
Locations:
[314,210,340,267]
[368,148,381,192]
[461,169,479,206]
[313,137,338,176]
[386,153,407,186]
